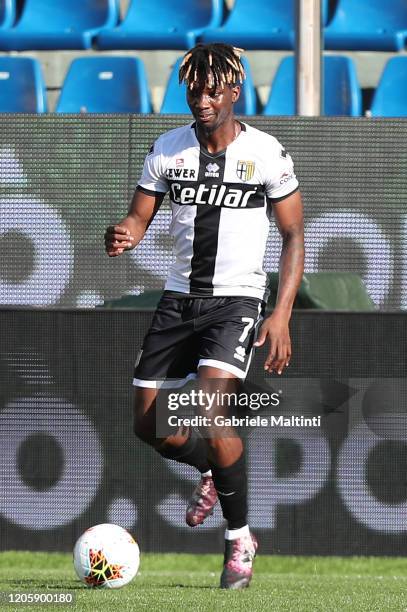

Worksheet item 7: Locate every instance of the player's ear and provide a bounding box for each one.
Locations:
[231,85,241,104]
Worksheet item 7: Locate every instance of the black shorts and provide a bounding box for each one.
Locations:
[133,292,265,388]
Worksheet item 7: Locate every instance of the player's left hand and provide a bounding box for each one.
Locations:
[253,313,291,375]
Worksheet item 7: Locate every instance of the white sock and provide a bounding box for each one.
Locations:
[225,525,250,540]
[201,470,212,477]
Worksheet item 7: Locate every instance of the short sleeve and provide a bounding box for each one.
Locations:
[264,145,299,202]
[137,141,168,195]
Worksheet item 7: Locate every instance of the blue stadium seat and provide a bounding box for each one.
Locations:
[0,0,119,50]
[97,0,223,50]
[324,0,407,51]
[370,58,407,117]
[0,57,47,112]
[201,0,328,50]
[160,56,257,115]
[263,56,361,116]
[56,57,151,113]
[0,0,15,29]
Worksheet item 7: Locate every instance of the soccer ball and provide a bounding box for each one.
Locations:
[73,523,140,589]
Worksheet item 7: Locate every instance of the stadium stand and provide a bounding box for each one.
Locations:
[201,0,328,50]
[324,0,407,51]
[369,57,407,117]
[160,56,257,114]
[0,1,399,115]
[0,0,15,29]
[97,0,223,50]
[0,0,120,50]
[263,55,362,116]
[0,56,47,111]
[101,272,375,311]
[55,56,151,113]
[268,272,375,310]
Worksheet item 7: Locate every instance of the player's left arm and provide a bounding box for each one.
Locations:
[254,189,304,374]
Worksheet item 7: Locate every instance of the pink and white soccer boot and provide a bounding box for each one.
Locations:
[220,532,258,589]
[186,474,218,527]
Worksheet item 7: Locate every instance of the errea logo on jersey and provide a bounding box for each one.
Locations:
[170,182,261,208]
[205,162,220,178]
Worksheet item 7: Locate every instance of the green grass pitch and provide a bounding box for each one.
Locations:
[0,552,406,611]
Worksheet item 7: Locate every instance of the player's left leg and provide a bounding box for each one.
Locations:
[197,366,258,590]
[191,296,264,588]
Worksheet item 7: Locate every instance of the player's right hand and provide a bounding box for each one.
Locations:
[104,224,135,257]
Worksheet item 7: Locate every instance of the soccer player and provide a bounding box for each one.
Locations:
[104,43,304,589]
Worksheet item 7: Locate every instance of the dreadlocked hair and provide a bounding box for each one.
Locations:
[179,43,246,90]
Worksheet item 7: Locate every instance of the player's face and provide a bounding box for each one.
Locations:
[187,80,240,132]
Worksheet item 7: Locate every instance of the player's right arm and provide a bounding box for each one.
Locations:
[105,136,168,257]
[104,189,165,257]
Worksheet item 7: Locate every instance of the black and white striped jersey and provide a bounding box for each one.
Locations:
[137,122,299,301]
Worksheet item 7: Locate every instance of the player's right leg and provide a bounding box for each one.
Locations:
[131,293,217,525]
[132,385,217,526]
[133,385,210,472]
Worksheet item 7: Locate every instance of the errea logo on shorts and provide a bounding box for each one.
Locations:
[233,345,246,363]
